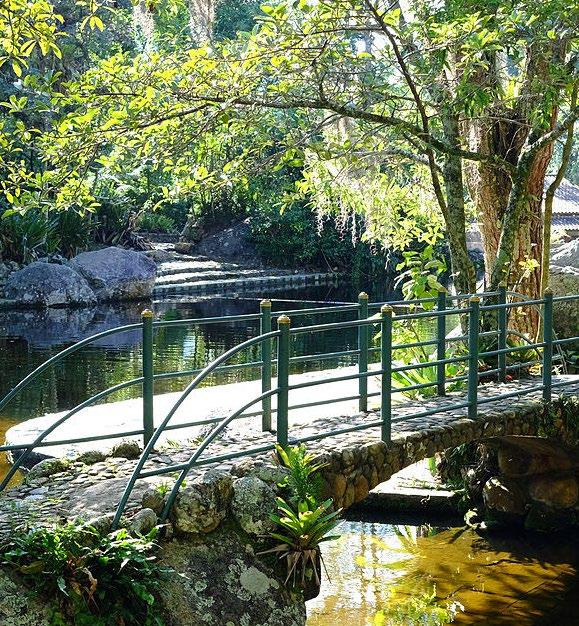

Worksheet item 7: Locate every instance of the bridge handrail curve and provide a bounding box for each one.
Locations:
[2,289,578,529]
[110,331,281,527]
[114,387,280,527]
[0,322,143,413]
[0,290,536,416]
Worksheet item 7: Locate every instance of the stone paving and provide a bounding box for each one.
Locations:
[0,375,577,540]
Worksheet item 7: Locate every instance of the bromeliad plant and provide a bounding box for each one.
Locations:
[275,442,326,505]
[262,444,341,588]
[266,496,341,587]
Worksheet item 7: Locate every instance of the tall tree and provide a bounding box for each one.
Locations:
[6,0,579,334]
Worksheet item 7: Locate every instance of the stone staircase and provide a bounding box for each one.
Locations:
[152,252,340,298]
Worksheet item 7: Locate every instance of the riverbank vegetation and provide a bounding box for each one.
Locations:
[0,521,164,625]
[0,0,577,332]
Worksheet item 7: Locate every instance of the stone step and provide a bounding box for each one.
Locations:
[156,259,241,277]
[155,268,293,286]
[153,272,338,296]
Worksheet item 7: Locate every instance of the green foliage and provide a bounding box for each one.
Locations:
[538,395,579,443]
[391,346,466,399]
[250,201,388,275]
[275,442,325,506]
[266,443,341,589]
[0,208,93,262]
[394,244,448,308]
[563,347,579,375]
[214,0,262,40]
[435,442,479,492]
[386,319,466,399]
[0,520,164,625]
[264,497,341,586]
[477,334,539,378]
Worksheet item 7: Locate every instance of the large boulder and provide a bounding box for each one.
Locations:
[69,247,156,302]
[157,528,306,626]
[195,220,260,263]
[549,240,579,339]
[0,567,52,626]
[3,262,96,308]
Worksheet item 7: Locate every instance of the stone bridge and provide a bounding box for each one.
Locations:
[1,376,578,626]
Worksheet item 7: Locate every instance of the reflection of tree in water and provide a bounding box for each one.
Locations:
[0,288,371,422]
[354,525,464,625]
[356,525,579,626]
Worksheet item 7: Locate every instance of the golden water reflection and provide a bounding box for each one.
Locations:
[0,416,23,488]
[307,519,579,626]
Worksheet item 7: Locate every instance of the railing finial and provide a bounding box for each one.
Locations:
[260,299,272,308]
[381,304,393,315]
[358,291,369,300]
[277,314,291,325]
[141,309,154,318]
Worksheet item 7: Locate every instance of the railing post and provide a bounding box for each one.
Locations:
[380,304,393,443]
[141,309,154,447]
[436,289,446,396]
[498,282,507,383]
[276,314,291,447]
[542,289,553,403]
[260,299,273,432]
[358,292,369,412]
[468,297,480,419]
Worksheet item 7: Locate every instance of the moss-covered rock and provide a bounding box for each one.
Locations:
[26,457,71,481]
[171,470,233,534]
[231,477,277,536]
[0,567,53,626]
[157,527,306,626]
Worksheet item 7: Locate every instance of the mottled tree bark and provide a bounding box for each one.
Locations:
[442,113,476,295]
[189,0,215,44]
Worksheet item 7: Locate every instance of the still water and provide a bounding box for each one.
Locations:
[308,513,579,626]
[0,284,376,424]
[0,284,389,479]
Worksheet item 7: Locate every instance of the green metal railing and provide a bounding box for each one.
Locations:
[0,290,577,528]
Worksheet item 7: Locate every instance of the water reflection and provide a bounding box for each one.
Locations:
[307,515,579,625]
[0,284,393,425]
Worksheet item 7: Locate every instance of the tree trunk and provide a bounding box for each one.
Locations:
[464,111,555,337]
[442,113,476,295]
[189,0,215,44]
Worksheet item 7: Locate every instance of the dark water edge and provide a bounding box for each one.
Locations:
[307,509,579,626]
[0,283,394,424]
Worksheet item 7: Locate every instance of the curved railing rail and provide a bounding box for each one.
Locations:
[1,289,578,528]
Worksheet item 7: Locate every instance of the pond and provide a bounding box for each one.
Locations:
[0,282,395,479]
[308,511,579,625]
[0,283,391,423]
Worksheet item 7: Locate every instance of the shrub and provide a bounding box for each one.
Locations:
[261,444,341,589]
[0,521,164,625]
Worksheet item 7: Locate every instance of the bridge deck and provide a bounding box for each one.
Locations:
[4,364,384,460]
[0,375,577,539]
